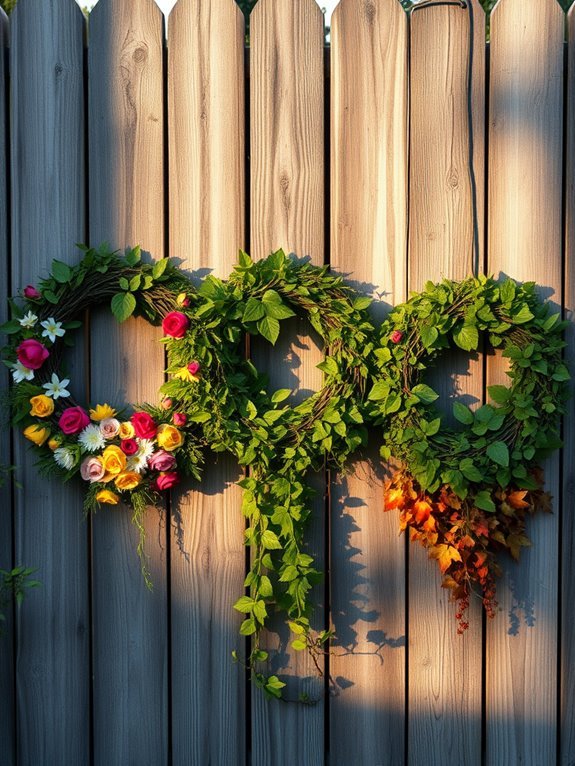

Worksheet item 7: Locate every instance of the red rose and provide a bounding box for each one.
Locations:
[16,339,49,370]
[152,471,180,491]
[187,360,200,375]
[173,412,187,426]
[120,438,138,456]
[162,311,190,339]
[390,330,403,344]
[131,411,157,439]
[59,406,90,435]
[23,285,41,300]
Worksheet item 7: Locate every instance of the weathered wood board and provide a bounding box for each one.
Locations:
[486,1,564,763]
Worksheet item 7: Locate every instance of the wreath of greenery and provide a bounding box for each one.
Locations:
[367,275,569,630]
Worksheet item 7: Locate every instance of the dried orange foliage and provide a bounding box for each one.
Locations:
[384,470,551,632]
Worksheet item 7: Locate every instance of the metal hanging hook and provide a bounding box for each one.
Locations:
[410,1,468,12]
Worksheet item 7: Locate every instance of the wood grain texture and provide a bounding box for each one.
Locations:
[487,1,564,763]
[407,6,484,764]
[88,1,167,763]
[250,1,324,763]
[330,1,407,763]
[167,1,246,762]
[9,2,89,763]
[561,6,575,766]
[0,10,14,766]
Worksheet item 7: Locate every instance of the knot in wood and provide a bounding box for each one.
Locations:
[133,46,148,64]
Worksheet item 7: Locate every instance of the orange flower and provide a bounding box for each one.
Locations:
[384,488,405,512]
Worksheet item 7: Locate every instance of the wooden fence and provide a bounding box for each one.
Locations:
[0,0,574,763]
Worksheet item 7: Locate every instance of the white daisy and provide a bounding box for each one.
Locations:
[18,311,38,329]
[42,373,71,399]
[40,317,65,343]
[78,424,105,453]
[11,361,34,383]
[127,439,155,473]
[53,447,77,470]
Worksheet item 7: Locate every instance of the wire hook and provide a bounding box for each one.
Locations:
[410,1,468,12]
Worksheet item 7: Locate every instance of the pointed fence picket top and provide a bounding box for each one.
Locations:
[0,9,14,765]
[167,0,246,762]
[9,1,89,764]
[88,0,168,763]
[407,3,484,763]
[329,1,408,763]
[249,1,326,763]
[487,0,564,763]
[563,9,575,764]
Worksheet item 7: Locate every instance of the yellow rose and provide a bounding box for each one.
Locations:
[29,394,54,418]
[101,445,127,478]
[118,421,135,439]
[23,424,50,447]
[114,471,142,491]
[90,403,117,422]
[48,437,61,451]
[156,423,183,451]
[96,489,120,505]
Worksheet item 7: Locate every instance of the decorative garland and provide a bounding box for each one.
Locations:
[1,248,568,694]
[367,275,568,630]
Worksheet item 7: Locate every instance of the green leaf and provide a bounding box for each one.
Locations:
[253,600,267,624]
[542,313,560,331]
[453,401,474,425]
[411,384,439,404]
[317,357,338,377]
[119,277,130,290]
[353,296,372,311]
[129,275,141,291]
[261,530,282,550]
[552,365,570,382]
[513,304,534,324]
[453,323,479,351]
[288,621,306,635]
[51,260,71,283]
[239,618,257,636]
[0,320,22,334]
[259,575,273,598]
[43,290,59,304]
[487,385,511,405]
[262,289,295,319]
[257,316,280,345]
[474,490,496,513]
[234,596,255,613]
[420,325,439,348]
[459,458,483,483]
[499,280,516,305]
[486,441,509,467]
[243,297,266,323]
[291,639,307,651]
[271,389,291,404]
[110,292,136,322]
[368,381,390,401]
[152,257,169,279]
[125,246,141,266]
[238,250,252,269]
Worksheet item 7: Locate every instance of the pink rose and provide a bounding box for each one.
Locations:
[148,450,177,472]
[80,456,105,483]
[16,339,49,370]
[152,471,180,491]
[120,438,138,456]
[187,360,200,375]
[23,285,41,300]
[99,418,121,439]
[173,412,187,426]
[162,311,190,339]
[59,406,91,435]
[390,330,403,344]
[131,411,157,439]
[161,398,173,410]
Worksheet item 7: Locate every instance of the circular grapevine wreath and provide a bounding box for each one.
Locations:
[1,244,374,698]
[368,275,569,630]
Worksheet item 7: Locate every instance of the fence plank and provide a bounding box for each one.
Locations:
[562,6,575,765]
[88,1,168,763]
[9,2,89,764]
[487,1,564,763]
[0,10,14,766]
[407,5,484,763]
[330,1,407,763]
[167,1,246,763]
[250,0,325,763]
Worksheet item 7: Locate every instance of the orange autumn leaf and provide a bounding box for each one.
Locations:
[414,499,432,524]
[384,488,405,512]
[507,490,530,510]
[429,544,462,574]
